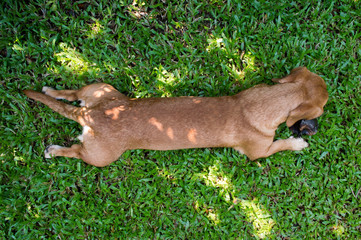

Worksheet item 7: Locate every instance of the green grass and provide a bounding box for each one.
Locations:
[1,0,360,238]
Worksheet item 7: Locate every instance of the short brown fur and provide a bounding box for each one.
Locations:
[24,67,328,167]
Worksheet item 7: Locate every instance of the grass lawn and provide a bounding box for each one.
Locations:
[1,0,361,238]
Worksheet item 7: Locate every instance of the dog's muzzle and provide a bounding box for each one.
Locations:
[289,118,318,136]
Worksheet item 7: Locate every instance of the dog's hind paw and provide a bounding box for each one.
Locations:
[44,145,64,158]
[289,137,309,151]
[42,86,54,95]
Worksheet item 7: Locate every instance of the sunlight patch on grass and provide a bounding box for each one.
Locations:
[241,52,257,74]
[153,65,178,97]
[154,65,177,84]
[206,34,257,81]
[12,43,24,51]
[128,0,147,19]
[159,167,223,226]
[12,149,26,166]
[235,199,276,239]
[207,209,220,225]
[27,202,41,219]
[206,37,226,52]
[192,200,221,225]
[194,160,275,238]
[51,42,100,77]
[158,168,177,182]
[227,52,257,81]
[87,20,103,39]
[193,161,232,190]
[226,63,244,81]
[331,224,345,236]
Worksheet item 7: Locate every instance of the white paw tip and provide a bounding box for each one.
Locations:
[77,135,83,142]
[44,145,63,158]
[42,86,53,94]
[292,137,309,151]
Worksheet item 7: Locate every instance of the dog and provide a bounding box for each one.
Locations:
[24,67,328,167]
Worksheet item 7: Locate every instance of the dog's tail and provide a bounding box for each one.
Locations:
[23,90,81,123]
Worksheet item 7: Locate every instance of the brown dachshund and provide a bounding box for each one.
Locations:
[24,67,328,167]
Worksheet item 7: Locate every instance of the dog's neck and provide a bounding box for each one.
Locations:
[270,83,305,129]
[241,83,304,135]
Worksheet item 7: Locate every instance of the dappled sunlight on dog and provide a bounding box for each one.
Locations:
[148,117,164,131]
[78,109,94,125]
[93,85,114,98]
[191,98,202,104]
[166,127,174,140]
[105,105,127,120]
[187,128,197,144]
[148,117,200,143]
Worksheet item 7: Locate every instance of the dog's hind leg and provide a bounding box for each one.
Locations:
[42,87,79,101]
[45,143,122,167]
[23,89,82,123]
[42,83,127,108]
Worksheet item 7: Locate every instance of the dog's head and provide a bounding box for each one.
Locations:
[273,67,329,127]
[289,118,319,136]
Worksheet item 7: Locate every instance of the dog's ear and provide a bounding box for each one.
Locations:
[272,67,308,84]
[286,103,323,127]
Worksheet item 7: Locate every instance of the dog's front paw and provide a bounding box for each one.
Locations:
[289,137,309,151]
[44,145,63,158]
